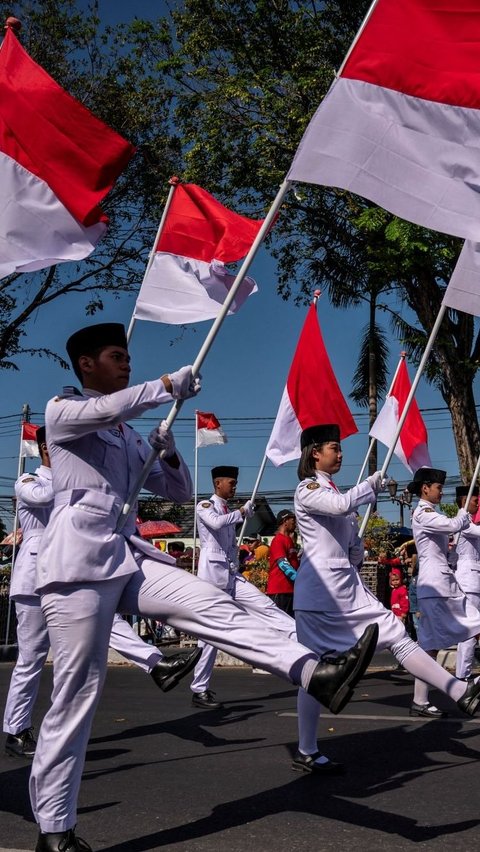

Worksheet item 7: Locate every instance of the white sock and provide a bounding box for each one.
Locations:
[297,687,321,755]
[404,647,465,703]
[413,677,430,706]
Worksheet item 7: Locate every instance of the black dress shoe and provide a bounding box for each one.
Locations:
[307,623,379,715]
[5,727,36,758]
[150,647,202,693]
[409,702,448,718]
[35,828,92,851]
[457,678,480,716]
[191,690,224,709]
[291,750,346,775]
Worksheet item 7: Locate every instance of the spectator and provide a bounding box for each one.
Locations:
[389,568,409,623]
[266,510,299,616]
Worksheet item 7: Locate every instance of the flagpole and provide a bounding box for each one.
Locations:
[4,404,30,644]
[237,454,268,548]
[126,176,180,345]
[358,305,448,539]
[356,352,407,485]
[192,411,199,575]
[116,178,292,530]
[452,455,480,548]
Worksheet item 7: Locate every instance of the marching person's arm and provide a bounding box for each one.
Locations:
[47,366,200,443]
[415,505,470,534]
[196,501,243,530]
[15,474,54,507]
[296,477,379,517]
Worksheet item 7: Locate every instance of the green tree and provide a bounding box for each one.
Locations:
[136,0,478,478]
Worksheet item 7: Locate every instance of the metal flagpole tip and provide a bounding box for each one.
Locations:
[314,290,321,298]
[168,176,180,185]
[5,17,21,31]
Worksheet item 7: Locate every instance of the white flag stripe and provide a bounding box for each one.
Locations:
[265,387,302,467]
[133,253,257,325]
[0,151,106,278]
[370,395,431,474]
[197,427,227,448]
[289,77,480,242]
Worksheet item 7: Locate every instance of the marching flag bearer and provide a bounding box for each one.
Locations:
[292,426,480,775]
[30,322,379,852]
[454,485,480,681]
[409,469,480,714]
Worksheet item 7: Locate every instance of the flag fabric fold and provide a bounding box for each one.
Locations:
[266,305,357,466]
[0,27,135,277]
[196,411,228,448]
[133,183,263,325]
[442,240,480,317]
[288,0,480,242]
[20,422,40,458]
[369,359,431,474]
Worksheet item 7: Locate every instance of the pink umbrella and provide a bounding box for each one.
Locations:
[137,520,182,538]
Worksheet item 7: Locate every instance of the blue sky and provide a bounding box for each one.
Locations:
[0,0,474,529]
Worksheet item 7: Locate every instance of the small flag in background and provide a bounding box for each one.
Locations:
[288,0,480,242]
[197,411,228,448]
[266,305,357,466]
[133,183,263,325]
[0,26,135,278]
[20,422,40,458]
[369,359,431,474]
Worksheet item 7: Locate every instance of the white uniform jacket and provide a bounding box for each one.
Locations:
[455,523,480,594]
[36,383,192,591]
[196,494,242,591]
[412,499,470,600]
[293,471,376,612]
[10,466,53,599]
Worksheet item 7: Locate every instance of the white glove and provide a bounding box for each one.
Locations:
[148,421,175,457]
[241,500,255,519]
[168,366,201,400]
[366,471,387,493]
[457,507,470,530]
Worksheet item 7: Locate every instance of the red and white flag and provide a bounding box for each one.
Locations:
[266,305,357,466]
[20,422,40,458]
[133,183,263,324]
[0,27,135,278]
[289,0,480,242]
[196,411,228,448]
[369,359,431,474]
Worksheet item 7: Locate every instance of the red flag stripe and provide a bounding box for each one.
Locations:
[157,184,264,263]
[21,422,39,441]
[343,0,480,109]
[0,29,135,226]
[197,411,222,430]
[286,305,357,440]
[391,361,428,461]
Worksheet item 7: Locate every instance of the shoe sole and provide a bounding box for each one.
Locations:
[409,710,447,719]
[291,761,346,776]
[459,688,480,717]
[5,747,35,759]
[159,647,202,693]
[328,623,379,715]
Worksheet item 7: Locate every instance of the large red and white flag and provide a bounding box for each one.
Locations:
[288,0,480,242]
[196,411,228,448]
[0,27,135,278]
[133,183,263,324]
[20,422,40,458]
[266,305,357,466]
[369,359,431,473]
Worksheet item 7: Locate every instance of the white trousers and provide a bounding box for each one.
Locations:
[456,592,480,679]
[191,573,297,692]
[30,560,316,832]
[4,601,161,736]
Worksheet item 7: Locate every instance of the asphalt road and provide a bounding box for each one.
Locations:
[1,657,480,852]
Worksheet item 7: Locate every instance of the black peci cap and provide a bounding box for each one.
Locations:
[66,323,128,368]
[300,424,340,450]
[211,466,239,480]
[407,467,446,495]
[276,509,295,525]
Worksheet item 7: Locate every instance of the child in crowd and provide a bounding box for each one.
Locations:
[390,568,409,623]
